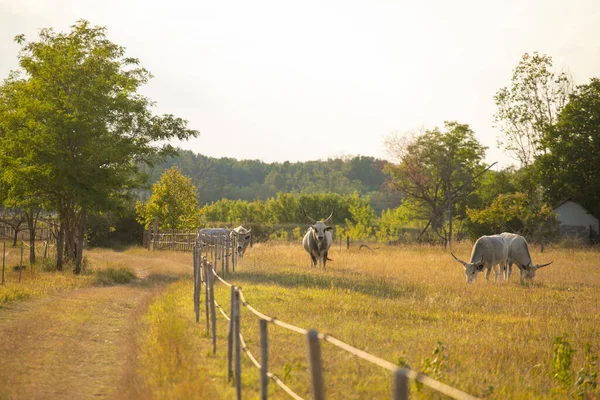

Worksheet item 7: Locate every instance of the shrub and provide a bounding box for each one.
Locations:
[95,266,136,285]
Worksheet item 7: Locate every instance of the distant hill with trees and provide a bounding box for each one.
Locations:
[139,150,400,214]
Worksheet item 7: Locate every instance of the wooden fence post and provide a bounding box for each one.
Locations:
[19,242,24,283]
[152,217,158,251]
[1,242,5,285]
[193,243,197,312]
[307,329,325,400]
[227,285,236,382]
[209,263,217,355]
[232,235,236,272]
[193,245,200,323]
[221,234,225,277]
[43,241,48,260]
[393,368,409,400]
[225,236,230,276]
[204,260,210,335]
[346,236,350,250]
[260,319,269,400]
[234,288,242,400]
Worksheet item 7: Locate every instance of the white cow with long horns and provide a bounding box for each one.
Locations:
[302,208,334,269]
[451,234,509,283]
[500,232,553,281]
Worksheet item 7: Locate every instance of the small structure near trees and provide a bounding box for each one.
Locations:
[553,199,599,244]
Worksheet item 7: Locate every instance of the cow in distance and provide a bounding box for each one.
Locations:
[302,209,334,269]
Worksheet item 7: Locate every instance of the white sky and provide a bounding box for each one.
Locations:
[1,0,600,169]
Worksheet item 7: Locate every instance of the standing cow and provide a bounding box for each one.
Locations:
[302,209,334,269]
[451,234,509,283]
[500,232,553,281]
[230,225,252,258]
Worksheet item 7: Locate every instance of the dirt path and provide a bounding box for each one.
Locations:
[0,249,193,400]
[0,285,154,400]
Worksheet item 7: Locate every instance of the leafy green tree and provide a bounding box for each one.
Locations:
[0,21,198,272]
[466,167,519,210]
[538,79,600,219]
[385,121,487,244]
[466,192,558,242]
[494,52,573,168]
[136,167,202,230]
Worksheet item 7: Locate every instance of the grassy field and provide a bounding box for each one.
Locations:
[135,241,600,399]
[1,242,598,399]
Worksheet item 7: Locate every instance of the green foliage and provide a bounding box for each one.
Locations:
[140,151,396,213]
[494,51,572,168]
[269,228,289,241]
[200,192,371,226]
[292,227,303,241]
[551,335,576,390]
[466,192,559,240]
[416,341,448,391]
[0,21,198,271]
[95,266,136,285]
[386,121,487,241]
[136,167,202,230]
[375,201,421,242]
[538,78,600,219]
[574,345,598,398]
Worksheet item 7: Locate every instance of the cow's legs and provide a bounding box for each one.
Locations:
[310,254,317,268]
[493,264,502,282]
[485,266,492,282]
[322,251,328,269]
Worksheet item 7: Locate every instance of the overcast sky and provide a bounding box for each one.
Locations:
[1,0,600,169]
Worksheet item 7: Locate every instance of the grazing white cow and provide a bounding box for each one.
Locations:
[197,227,231,248]
[230,225,252,258]
[451,234,509,283]
[500,232,553,281]
[302,209,334,269]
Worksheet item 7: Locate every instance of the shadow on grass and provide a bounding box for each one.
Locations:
[232,270,425,300]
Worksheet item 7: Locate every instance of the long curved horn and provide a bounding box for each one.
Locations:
[534,261,553,269]
[450,252,467,266]
[323,209,335,224]
[301,207,316,224]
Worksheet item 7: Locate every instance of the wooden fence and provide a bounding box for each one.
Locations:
[1,240,56,285]
[145,229,197,251]
[192,235,480,400]
[0,220,56,243]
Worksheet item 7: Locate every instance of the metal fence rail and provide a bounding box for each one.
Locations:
[192,234,480,400]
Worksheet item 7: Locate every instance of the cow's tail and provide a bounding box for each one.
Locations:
[326,257,334,261]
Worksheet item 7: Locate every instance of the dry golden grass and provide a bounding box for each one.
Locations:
[147,241,599,399]
[2,242,598,399]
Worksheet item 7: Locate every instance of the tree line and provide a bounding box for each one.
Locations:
[139,151,396,213]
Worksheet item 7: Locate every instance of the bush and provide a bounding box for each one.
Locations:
[95,266,136,285]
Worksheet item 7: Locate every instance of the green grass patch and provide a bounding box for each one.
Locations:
[95,266,136,286]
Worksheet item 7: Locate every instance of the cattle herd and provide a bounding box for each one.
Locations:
[197,214,553,284]
[451,232,553,283]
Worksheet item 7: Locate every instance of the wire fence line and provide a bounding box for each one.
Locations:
[192,234,479,400]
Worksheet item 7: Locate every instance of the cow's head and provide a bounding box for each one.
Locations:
[519,261,553,280]
[231,226,251,258]
[302,208,334,242]
[451,253,485,283]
